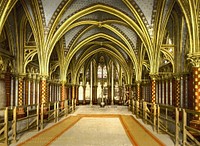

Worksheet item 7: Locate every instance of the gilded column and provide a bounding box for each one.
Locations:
[65,84,68,100]
[60,81,66,108]
[18,75,25,115]
[14,76,18,106]
[72,84,75,109]
[190,66,200,129]
[36,75,40,104]
[61,81,66,101]
[40,76,48,106]
[32,74,36,104]
[74,85,78,105]
[173,75,181,107]
[83,85,86,104]
[118,85,123,105]
[5,71,11,106]
[150,75,157,104]
[136,81,141,101]
[10,75,14,107]
[163,77,167,104]
[193,67,200,117]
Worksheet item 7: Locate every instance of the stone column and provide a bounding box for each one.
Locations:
[60,81,66,108]
[136,81,141,101]
[14,76,18,106]
[163,77,166,104]
[192,67,200,117]
[10,75,14,107]
[72,84,75,108]
[83,85,86,104]
[189,66,200,129]
[118,85,123,105]
[40,76,48,113]
[32,74,36,104]
[150,75,157,104]
[173,75,181,107]
[61,81,66,101]
[111,62,114,105]
[36,75,40,104]
[90,61,93,106]
[76,85,79,105]
[5,71,11,106]
[93,85,97,104]
[107,85,111,104]
[18,75,25,115]
[0,73,6,108]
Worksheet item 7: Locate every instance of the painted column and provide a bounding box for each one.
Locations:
[136,81,141,101]
[111,62,114,105]
[32,74,36,104]
[5,71,11,107]
[83,85,86,104]
[93,85,97,104]
[61,81,66,101]
[163,78,166,104]
[71,84,75,109]
[10,75,14,107]
[0,73,6,108]
[75,85,78,105]
[36,75,40,104]
[150,75,157,104]
[190,67,200,129]
[18,75,25,115]
[65,84,68,100]
[90,61,93,106]
[192,67,200,118]
[60,81,66,108]
[173,75,181,107]
[40,76,48,112]
[15,76,18,106]
[118,85,122,105]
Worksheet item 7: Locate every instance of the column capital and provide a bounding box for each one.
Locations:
[187,53,200,67]
[135,80,141,85]
[173,73,182,80]
[32,74,37,80]
[149,73,159,80]
[40,74,48,80]
[18,73,26,80]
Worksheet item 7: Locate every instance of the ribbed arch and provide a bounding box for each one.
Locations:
[47,4,152,65]
[64,33,137,78]
[72,48,130,84]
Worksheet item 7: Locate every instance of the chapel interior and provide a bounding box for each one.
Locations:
[0,0,200,146]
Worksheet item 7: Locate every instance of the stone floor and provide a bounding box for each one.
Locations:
[11,105,174,146]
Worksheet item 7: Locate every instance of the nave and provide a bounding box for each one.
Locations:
[11,106,174,146]
[1,0,200,146]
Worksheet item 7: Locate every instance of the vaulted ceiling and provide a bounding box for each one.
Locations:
[0,0,198,84]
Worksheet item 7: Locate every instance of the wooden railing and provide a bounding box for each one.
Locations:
[12,104,40,142]
[11,99,73,144]
[0,107,8,146]
[157,104,179,146]
[182,109,200,146]
[131,99,200,146]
